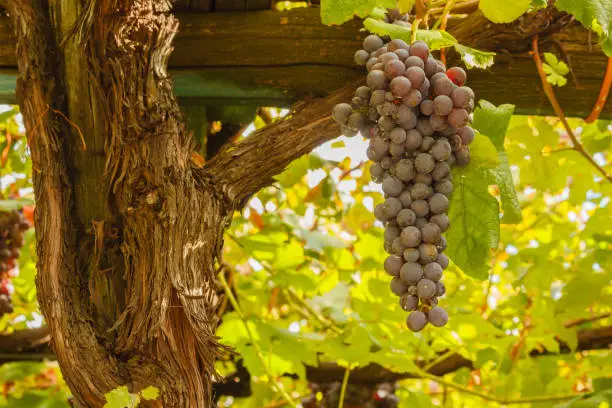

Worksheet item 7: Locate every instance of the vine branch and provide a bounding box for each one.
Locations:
[531,35,612,183]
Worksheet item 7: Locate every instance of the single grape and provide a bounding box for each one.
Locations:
[374,46,388,57]
[403,89,422,107]
[332,103,352,125]
[374,203,386,221]
[430,139,452,161]
[429,114,447,132]
[372,62,384,71]
[417,278,437,299]
[399,189,413,207]
[435,280,446,296]
[385,59,406,79]
[447,108,470,128]
[415,153,435,174]
[355,85,372,101]
[437,235,447,252]
[410,199,429,217]
[430,213,450,232]
[405,129,423,150]
[380,156,393,169]
[413,172,432,185]
[390,76,412,97]
[400,225,421,247]
[370,89,386,106]
[409,40,429,61]
[384,241,393,254]
[455,146,470,166]
[419,243,438,263]
[424,56,440,77]
[432,76,454,97]
[354,49,370,66]
[420,99,434,116]
[367,70,387,90]
[421,222,441,244]
[378,115,395,132]
[389,127,407,144]
[390,277,408,296]
[424,262,443,281]
[395,159,415,181]
[378,101,398,117]
[428,306,449,327]
[389,142,406,157]
[449,134,462,152]
[416,118,434,136]
[400,262,424,284]
[405,66,425,89]
[457,126,475,145]
[367,108,379,123]
[406,310,428,332]
[384,255,404,277]
[403,247,420,262]
[436,253,449,269]
[429,193,449,214]
[424,296,439,307]
[411,183,429,200]
[369,163,384,180]
[383,176,404,197]
[419,77,431,98]
[384,225,400,242]
[446,66,467,86]
[432,161,450,181]
[415,217,427,229]
[391,237,406,255]
[450,86,474,109]
[397,105,417,129]
[433,95,454,116]
[400,294,419,311]
[384,197,403,219]
[404,55,425,69]
[347,112,365,130]
[388,38,410,51]
[381,52,399,64]
[397,209,417,228]
[363,34,384,52]
[407,284,418,296]
[394,48,410,60]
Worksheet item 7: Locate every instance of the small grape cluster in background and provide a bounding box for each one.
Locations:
[0,210,30,316]
[301,381,399,408]
[332,31,476,331]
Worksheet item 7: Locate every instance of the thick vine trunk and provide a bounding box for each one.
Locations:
[3,1,230,406]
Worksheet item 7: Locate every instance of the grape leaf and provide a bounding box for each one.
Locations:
[453,44,496,69]
[446,167,500,280]
[104,386,139,408]
[472,100,522,224]
[398,0,414,14]
[479,0,531,23]
[320,0,395,25]
[140,386,160,401]
[542,53,569,87]
[555,0,612,56]
[363,18,457,50]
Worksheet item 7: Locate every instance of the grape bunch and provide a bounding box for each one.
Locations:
[333,34,477,332]
[0,210,30,315]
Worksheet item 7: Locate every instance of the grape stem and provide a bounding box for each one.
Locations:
[217,272,298,408]
[585,56,612,123]
[531,35,612,184]
[337,365,352,408]
[415,368,591,404]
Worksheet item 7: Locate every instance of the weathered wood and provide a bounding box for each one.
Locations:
[0,8,609,118]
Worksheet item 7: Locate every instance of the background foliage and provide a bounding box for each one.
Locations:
[0,0,611,407]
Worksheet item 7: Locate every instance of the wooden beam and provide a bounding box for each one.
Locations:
[0,8,609,118]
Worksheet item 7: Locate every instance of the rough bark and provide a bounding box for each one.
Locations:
[2,0,231,406]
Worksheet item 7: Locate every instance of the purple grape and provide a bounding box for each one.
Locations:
[410,199,429,217]
[390,76,412,97]
[400,262,424,284]
[400,294,419,311]
[409,41,429,61]
[433,95,454,116]
[390,277,408,296]
[405,55,425,69]
[457,126,475,145]
[397,209,417,228]
[429,193,449,214]
[417,278,436,299]
[428,306,449,327]
[400,225,421,247]
[405,66,426,89]
[385,59,406,79]
[430,213,450,232]
[424,262,443,281]
[384,255,404,276]
[405,129,423,150]
[419,243,438,263]
[421,222,441,244]
[354,49,370,66]
[363,35,384,52]
[447,108,470,128]
[403,247,420,262]
[407,310,428,332]
[367,70,387,90]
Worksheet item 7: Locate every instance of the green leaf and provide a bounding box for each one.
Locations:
[104,386,140,408]
[363,18,457,50]
[398,0,414,13]
[446,167,500,280]
[453,44,496,69]
[320,0,395,25]
[4,392,69,408]
[273,239,305,269]
[0,198,35,211]
[532,0,548,9]
[467,134,500,170]
[140,386,160,401]
[0,362,45,382]
[472,100,522,223]
[542,53,569,87]
[555,0,612,56]
[479,0,531,23]
[274,155,309,187]
[0,107,18,123]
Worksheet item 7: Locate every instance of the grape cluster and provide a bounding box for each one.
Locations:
[301,382,399,408]
[333,35,477,331]
[0,210,29,315]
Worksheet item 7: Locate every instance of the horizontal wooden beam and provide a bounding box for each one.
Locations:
[0,8,610,118]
